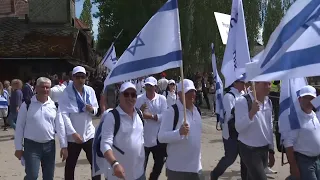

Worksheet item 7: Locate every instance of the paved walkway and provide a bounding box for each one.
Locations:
[0,110,290,179]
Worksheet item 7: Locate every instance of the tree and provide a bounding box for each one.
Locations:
[80,0,93,33]
[262,0,283,44]
[94,0,262,74]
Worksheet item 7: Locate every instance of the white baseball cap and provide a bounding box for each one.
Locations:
[144,76,157,86]
[177,79,196,93]
[72,66,86,75]
[299,85,316,98]
[120,82,136,93]
[168,79,176,84]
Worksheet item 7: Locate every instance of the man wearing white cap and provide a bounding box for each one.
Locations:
[136,76,167,180]
[235,81,275,180]
[58,66,100,180]
[158,79,202,180]
[100,82,146,180]
[282,85,320,180]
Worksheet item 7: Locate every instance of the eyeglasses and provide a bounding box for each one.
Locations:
[123,92,137,98]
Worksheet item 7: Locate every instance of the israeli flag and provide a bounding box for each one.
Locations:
[221,0,251,87]
[104,0,182,86]
[101,43,118,70]
[312,95,320,112]
[211,43,224,123]
[278,78,307,133]
[246,0,320,81]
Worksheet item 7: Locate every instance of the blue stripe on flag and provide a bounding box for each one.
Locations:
[279,97,291,116]
[289,103,300,130]
[260,0,320,68]
[102,44,115,65]
[110,50,182,78]
[262,44,320,74]
[158,0,178,12]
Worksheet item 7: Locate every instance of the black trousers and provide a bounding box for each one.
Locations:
[65,139,101,180]
[239,141,268,180]
[144,145,166,180]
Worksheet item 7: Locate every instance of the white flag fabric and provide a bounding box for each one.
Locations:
[211,43,224,123]
[245,0,320,81]
[221,0,251,87]
[311,95,320,111]
[104,0,182,86]
[101,43,117,70]
[252,50,264,62]
[278,78,307,133]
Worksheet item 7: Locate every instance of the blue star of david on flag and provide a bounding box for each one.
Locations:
[126,33,145,56]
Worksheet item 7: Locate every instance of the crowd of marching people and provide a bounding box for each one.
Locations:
[1,65,320,180]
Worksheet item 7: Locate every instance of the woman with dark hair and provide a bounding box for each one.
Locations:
[163,79,177,107]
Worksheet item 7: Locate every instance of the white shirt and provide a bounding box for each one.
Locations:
[283,111,320,157]
[163,90,177,107]
[62,87,98,143]
[101,107,145,180]
[63,80,73,87]
[235,92,274,149]
[50,84,66,103]
[158,78,168,91]
[14,96,67,150]
[135,80,145,96]
[222,87,244,140]
[158,100,202,173]
[135,93,167,147]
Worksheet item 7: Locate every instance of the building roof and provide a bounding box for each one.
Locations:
[0,17,78,58]
[0,0,29,19]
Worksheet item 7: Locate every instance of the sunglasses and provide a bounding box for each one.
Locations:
[75,76,86,80]
[123,92,137,98]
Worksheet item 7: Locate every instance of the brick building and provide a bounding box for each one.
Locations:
[0,0,96,81]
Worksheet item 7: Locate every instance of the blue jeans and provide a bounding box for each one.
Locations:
[295,152,320,180]
[23,138,56,180]
[8,111,18,130]
[211,138,247,180]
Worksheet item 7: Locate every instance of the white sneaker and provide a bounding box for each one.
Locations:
[265,167,277,174]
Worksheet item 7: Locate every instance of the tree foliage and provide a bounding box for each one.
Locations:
[93,0,262,74]
[262,0,284,44]
[79,0,93,33]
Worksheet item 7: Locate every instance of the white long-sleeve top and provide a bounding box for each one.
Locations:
[135,93,167,147]
[222,87,244,140]
[101,107,145,180]
[235,92,274,150]
[14,96,67,150]
[62,87,98,143]
[163,90,177,107]
[283,111,320,157]
[158,100,202,173]
[50,84,66,103]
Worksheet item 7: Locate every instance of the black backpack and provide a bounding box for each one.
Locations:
[159,104,201,157]
[225,92,238,139]
[226,92,254,139]
[96,108,144,157]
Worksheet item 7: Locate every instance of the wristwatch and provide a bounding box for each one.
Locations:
[111,160,119,168]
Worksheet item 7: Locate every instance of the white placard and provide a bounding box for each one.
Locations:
[214,12,231,45]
